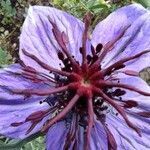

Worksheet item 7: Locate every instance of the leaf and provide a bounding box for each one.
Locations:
[89,4,109,10]
[22,137,45,150]
[0,47,12,66]
[134,0,150,8]
[0,132,43,150]
[0,0,16,25]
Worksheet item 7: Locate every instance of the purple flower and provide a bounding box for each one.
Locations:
[0,3,150,150]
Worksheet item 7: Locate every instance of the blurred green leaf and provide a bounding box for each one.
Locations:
[89,4,108,10]
[134,0,150,8]
[0,0,16,25]
[98,0,106,3]
[0,47,12,66]
[22,137,45,150]
[0,132,44,150]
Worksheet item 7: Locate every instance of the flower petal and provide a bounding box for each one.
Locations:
[106,114,150,150]
[92,4,148,68]
[107,76,150,149]
[46,117,86,150]
[46,121,68,150]
[20,6,85,72]
[112,74,150,111]
[90,120,108,150]
[0,101,49,139]
[0,64,50,102]
[0,64,51,139]
[118,76,150,105]
[92,4,147,46]
[109,12,150,72]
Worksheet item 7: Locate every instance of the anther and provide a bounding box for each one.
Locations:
[96,43,103,53]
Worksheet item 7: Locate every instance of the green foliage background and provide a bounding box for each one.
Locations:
[0,0,150,149]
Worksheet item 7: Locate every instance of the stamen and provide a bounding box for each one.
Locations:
[21,65,57,83]
[37,73,57,84]
[96,43,103,53]
[57,51,65,61]
[22,49,70,77]
[18,59,26,68]
[102,50,150,75]
[25,109,50,122]
[82,12,92,67]
[123,100,138,109]
[41,94,80,132]
[137,112,150,118]
[64,114,78,149]
[11,107,57,134]
[98,81,150,96]
[10,85,69,96]
[85,97,94,150]
[23,68,57,84]
[89,71,104,81]
[103,124,117,150]
[112,89,126,97]
[122,70,139,76]
[49,20,80,72]
[11,122,24,127]
[6,70,45,83]
[89,25,130,72]
[26,122,37,135]
[22,75,44,83]
[23,66,37,73]
[38,15,58,51]
[91,45,96,56]
[68,73,82,82]
[87,55,92,64]
[96,88,141,136]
